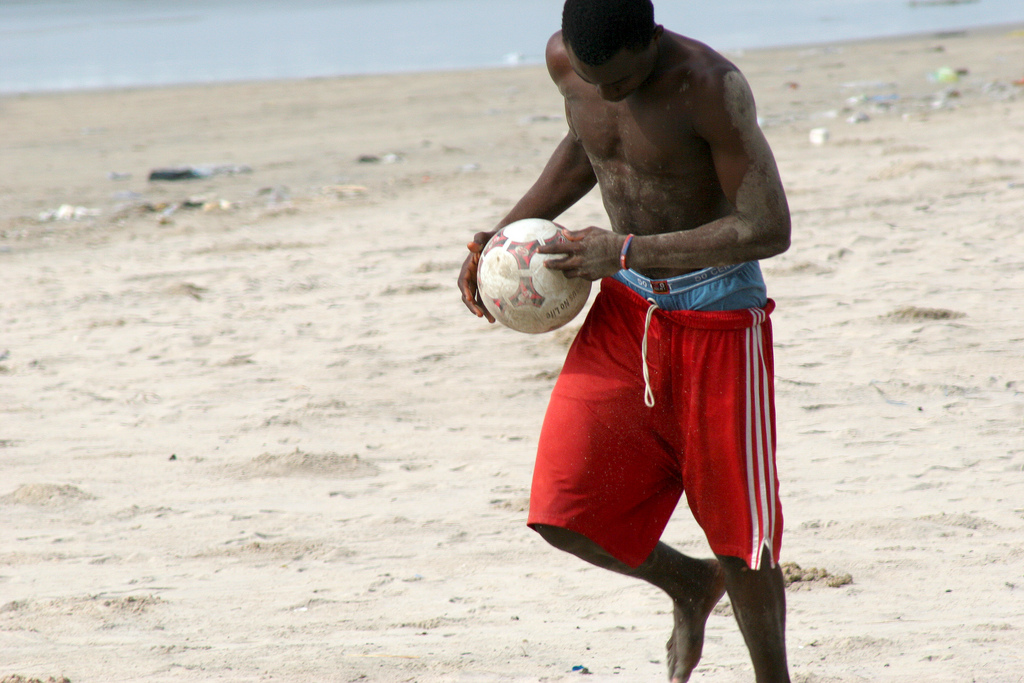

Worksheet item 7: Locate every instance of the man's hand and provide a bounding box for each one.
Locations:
[539,226,625,281]
[458,230,497,322]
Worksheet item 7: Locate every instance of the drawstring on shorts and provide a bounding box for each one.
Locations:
[641,298,659,408]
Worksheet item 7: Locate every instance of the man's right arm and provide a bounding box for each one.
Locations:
[458,31,597,320]
[458,131,596,321]
[493,31,599,232]
[496,131,597,230]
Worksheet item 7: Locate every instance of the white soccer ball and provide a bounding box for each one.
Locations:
[477,218,592,334]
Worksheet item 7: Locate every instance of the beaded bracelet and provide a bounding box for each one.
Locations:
[619,234,635,270]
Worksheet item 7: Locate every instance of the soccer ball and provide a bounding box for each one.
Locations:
[477,218,591,334]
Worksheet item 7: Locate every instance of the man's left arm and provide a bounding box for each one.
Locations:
[630,69,791,270]
[537,68,789,280]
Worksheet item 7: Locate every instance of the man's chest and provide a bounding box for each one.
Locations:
[567,100,707,174]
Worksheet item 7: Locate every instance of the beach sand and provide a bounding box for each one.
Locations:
[2,24,1023,683]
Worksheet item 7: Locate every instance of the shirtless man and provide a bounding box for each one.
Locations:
[458,1,791,681]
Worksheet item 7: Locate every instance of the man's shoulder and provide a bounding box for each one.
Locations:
[661,32,741,94]
[545,32,573,85]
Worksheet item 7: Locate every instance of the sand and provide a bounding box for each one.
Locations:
[2,23,1023,683]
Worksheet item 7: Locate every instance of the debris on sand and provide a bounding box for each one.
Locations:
[883,306,966,322]
[38,205,99,222]
[782,562,853,589]
[148,164,252,181]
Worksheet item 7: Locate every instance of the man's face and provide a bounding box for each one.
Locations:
[564,35,660,102]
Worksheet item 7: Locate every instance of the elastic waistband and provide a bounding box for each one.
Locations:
[614,263,750,295]
[601,277,775,330]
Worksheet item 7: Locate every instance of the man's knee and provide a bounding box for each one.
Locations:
[715,547,779,577]
[532,523,608,561]
[716,554,751,574]
[531,523,578,552]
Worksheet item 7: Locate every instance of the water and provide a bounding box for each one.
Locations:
[1,0,1022,94]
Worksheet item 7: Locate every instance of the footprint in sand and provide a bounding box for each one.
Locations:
[234,448,379,479]
[196,537,356,562]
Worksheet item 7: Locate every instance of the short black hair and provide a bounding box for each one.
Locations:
[561,0,657,66]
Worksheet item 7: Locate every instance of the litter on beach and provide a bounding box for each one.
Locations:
[148,164,252,181]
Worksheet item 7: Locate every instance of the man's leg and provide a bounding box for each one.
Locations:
[532,524,725,683]
[717,549,791,683]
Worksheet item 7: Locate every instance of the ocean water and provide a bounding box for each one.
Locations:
[1,0,1022,94]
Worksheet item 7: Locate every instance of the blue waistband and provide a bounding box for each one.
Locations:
[612,261,768,311]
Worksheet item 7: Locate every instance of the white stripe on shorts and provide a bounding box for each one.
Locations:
[744,307,776,570]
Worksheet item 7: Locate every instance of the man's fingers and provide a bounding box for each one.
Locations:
[543,254,576,271]
[458,253,482,311]
[458,250,496,323]
[538,227,592,253]
[470,230,496,250]
[461,287,493,322]
[537,241,576,255]
[467,287,497,323]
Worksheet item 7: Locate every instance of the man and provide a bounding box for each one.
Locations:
[458,1,791,681]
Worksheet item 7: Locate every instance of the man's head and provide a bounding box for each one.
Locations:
[561,0,662,102]
[561,0,657,67]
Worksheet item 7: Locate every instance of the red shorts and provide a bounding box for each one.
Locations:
[528,277,782,569]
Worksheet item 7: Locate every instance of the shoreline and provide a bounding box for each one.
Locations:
[2,20,1022,99]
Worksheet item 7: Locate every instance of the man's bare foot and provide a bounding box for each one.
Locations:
[665,559,727,683]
